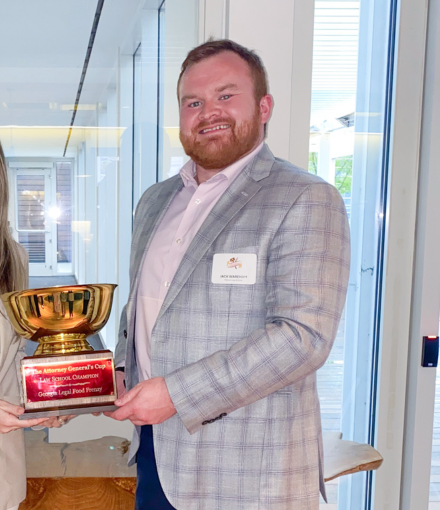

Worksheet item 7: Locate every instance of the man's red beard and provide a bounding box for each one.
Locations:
[180,110,262,170]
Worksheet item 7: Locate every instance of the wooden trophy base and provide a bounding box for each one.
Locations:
[19,350,118,420]
[20,403,118,420]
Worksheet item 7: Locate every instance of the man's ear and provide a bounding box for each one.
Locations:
[260,94,273,124]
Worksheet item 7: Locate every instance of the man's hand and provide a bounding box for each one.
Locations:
[104,377,176,426]
[93,370,126,417]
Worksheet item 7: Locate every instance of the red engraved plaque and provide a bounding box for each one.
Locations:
[21,351,117,411]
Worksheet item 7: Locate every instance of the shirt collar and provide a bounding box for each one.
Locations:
[179,142,264,188]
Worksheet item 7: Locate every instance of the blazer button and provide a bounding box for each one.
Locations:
[123,330,127,338]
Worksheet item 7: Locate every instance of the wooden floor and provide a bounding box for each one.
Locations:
[19,478,135,510]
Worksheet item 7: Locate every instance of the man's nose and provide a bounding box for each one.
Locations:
[199,101,221,120]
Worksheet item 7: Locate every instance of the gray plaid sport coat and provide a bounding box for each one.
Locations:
[115,144,350,510]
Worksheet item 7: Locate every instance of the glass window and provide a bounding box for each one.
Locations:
[157,0,198,182]
[132,41,143,211]
[3,0,199,352]
[157,1,166,180]
[430,351,440,507]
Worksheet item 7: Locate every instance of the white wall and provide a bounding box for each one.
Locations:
[228,0,295,161]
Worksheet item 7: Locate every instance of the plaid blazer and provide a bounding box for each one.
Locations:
[115,144,350,510]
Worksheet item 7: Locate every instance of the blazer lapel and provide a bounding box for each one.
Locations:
[156,145,276,323]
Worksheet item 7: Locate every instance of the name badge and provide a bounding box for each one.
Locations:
[212,253,257,285]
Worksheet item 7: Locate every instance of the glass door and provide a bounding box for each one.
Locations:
[15,168,56,277]
[311,0,396,508]
[430,374,440,507]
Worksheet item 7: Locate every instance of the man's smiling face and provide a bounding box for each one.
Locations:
[178,51,271,171]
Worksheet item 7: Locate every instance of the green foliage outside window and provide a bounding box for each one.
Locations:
[308,152,318,175]
[308,152,352,195]
[335,155,353,194]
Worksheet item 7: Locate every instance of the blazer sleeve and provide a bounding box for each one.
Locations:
[165,181,351,434]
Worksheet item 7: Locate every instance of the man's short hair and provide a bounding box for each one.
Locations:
[177,39,269,103]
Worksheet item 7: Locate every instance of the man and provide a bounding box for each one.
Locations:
[109,39,350,510]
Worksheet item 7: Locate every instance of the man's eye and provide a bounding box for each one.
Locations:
[220,94,232,100]
[189,101,201,108]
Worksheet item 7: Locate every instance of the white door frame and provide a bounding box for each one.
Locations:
[371,0,433,508]
[399,1,440,508]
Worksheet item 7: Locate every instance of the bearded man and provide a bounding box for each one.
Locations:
[109,39,350,510]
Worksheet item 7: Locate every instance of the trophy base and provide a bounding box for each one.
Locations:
[19,402,118,420]
[21,350,118,418]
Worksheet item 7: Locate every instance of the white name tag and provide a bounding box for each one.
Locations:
[212,253,257,285]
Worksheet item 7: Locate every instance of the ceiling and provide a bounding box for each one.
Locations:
[0,0,159,157]
[0,0,360,157]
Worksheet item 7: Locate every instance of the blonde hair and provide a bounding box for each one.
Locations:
[0,141,27,293]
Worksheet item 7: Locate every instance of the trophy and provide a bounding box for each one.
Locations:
[1,284,118,419]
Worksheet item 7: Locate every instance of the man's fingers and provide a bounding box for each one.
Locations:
[108,406,131,421]
[114,390,134,407]
[131,419,147,426]
[114,385,142,407]
[103,410,125,420]
[105,401,137,421]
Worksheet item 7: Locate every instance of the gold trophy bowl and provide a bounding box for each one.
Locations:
[1,284,118,419]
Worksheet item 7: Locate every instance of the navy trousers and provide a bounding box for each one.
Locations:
[135,425,177,510]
